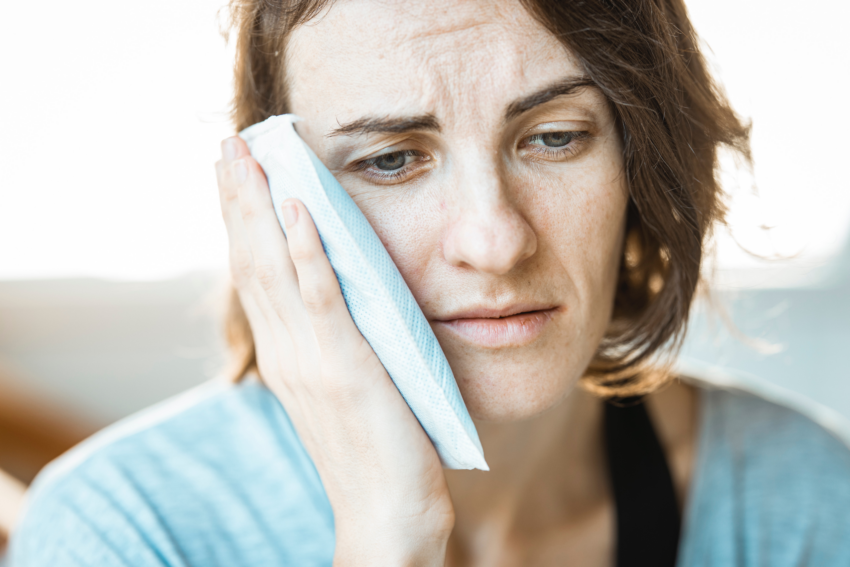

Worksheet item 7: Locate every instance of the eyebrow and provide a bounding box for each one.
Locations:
[324,75,596,138]
[504,76,596,122]
[327,114,441,138]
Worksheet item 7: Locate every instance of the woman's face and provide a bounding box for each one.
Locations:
[287,0,627,422]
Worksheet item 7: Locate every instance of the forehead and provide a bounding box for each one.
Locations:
[286,0,581,127]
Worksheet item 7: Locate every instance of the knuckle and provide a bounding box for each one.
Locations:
[229,249,254,285]
[253,263,281,291]
[300,283,335,315]
[238,196,259,222]
[217,170,239,203]
[222,181,239,203]
[287,239,315,265]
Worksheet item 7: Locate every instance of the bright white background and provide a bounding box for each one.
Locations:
[0,0,233,281]
[1,0,849,284]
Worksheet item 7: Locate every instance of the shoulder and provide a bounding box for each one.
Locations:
[699,384,850,505]
[679,361,850,566]
[10,377,334,567]
[688,363,850,482]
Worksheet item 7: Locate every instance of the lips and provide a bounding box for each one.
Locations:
[435,303,556,321]
[432,304,559,348]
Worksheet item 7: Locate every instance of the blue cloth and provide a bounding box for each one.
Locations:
[10,376,850,566]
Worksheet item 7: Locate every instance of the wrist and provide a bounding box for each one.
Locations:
[333,518,452,567]
[333,541,448,567]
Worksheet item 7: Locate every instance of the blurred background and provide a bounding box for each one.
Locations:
[1,0,849,553]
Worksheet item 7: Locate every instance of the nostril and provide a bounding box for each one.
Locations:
[443,212,537,274]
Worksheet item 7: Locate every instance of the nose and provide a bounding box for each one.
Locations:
[442,161,537,275]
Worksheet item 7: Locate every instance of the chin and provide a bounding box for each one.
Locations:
[436,312,604,422]
[452,357,582,423]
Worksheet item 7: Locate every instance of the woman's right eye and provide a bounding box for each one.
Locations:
[373,151,409,171]
[357,149,430,183]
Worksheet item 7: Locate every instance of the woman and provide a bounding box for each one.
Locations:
[10,0,850,565]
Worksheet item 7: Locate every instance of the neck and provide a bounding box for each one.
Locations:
[445,386,611,561]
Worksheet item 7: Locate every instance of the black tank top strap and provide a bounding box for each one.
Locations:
[604,397,681,567]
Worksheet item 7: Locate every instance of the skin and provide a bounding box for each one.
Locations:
[0,467,25,549]
[216,0,698,564]
[287,0,625,422]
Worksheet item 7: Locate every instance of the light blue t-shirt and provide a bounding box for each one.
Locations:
[10,374,850,566]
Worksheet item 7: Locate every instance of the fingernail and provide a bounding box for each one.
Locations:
[222,138,238,161]
[233,160,248,184]
[282,202,298,228]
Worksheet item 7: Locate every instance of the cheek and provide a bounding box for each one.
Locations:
[566,178,627,284]
[534,146,628,305]
[563,196,625,343]
[346,188,442,302]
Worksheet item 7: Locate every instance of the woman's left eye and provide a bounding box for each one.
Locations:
[522,130,588,159]
[530,132,575,147]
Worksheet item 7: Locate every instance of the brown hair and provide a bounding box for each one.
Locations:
[222,0,750,396]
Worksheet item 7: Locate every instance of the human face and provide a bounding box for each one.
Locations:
[287,0,628,422]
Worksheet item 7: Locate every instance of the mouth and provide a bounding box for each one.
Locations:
[432,305,560,348]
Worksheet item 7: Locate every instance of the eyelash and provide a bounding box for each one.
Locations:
[520,131,590,159]
[354,131,590,183]
[355,150,429,182]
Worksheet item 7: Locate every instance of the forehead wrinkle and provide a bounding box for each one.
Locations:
[398,20,533,118]
[405,19,492,42]
[287,0,584,144]
[382,0,524,41]
[392,10,567,133]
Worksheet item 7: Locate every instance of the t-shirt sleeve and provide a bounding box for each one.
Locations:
[10,465,186,567]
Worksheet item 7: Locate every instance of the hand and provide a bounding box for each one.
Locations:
[216,136,454,566]
[0,466,25,553]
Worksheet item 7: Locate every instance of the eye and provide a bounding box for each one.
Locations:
[533,132,575,148]
[356,149,430,183]
[521,130,589,160]
[373,151,411,171]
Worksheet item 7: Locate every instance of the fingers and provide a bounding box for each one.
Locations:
[235,156,301,315]
[237,286,296,393]
[221,135,248,163]
[217,138,254,290]
[216,136,375,389]
[218,136,300,322]
[217,137,304,388]
[281,199,363,352]
[218,137,321,362]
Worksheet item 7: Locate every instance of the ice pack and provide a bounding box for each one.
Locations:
[240,115,488,470]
